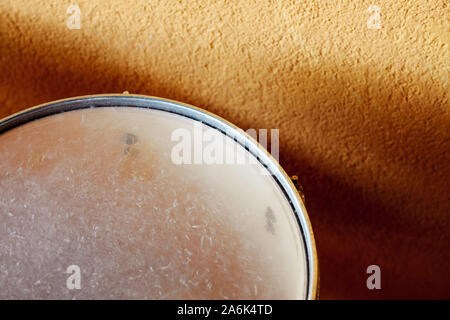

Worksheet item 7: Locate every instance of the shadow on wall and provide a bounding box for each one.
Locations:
[0,12,449,299]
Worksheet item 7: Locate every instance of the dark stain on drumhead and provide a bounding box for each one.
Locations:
[122,133,138,145]
[265,206,276,235]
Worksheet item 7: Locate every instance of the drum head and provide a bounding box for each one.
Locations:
[0,95,317,299]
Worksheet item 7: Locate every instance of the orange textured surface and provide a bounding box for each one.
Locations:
[0,1,449,299]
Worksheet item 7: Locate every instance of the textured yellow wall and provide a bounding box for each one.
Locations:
[0,1,449,299]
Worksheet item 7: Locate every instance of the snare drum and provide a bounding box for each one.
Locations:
[0,94,318,299]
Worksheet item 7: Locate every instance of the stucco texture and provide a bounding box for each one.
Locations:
[0,1,449,299]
